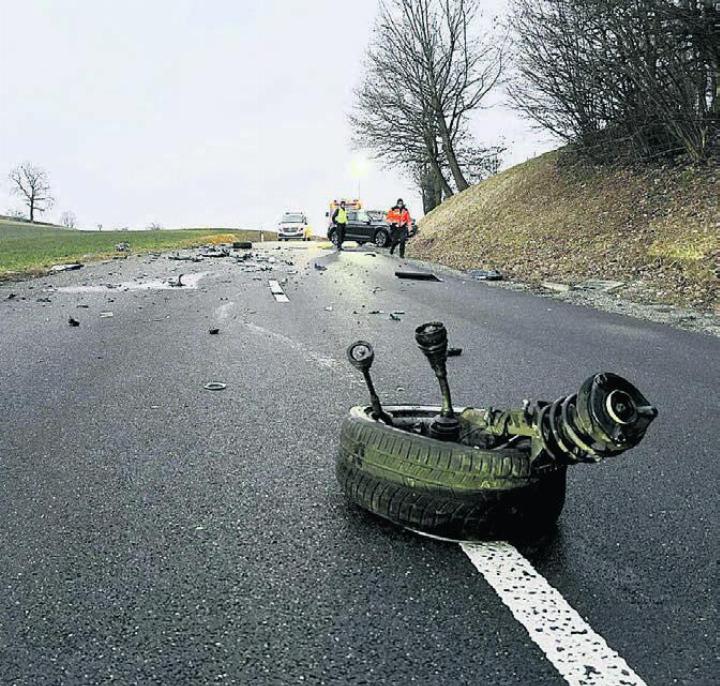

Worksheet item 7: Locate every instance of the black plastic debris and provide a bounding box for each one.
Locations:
[468,269,502,281]
[447,347,463,357]
[209,328,220,335]
[314,263,327,271]
[36,297,52,303]
[6,293,16,300]
[233,241,253,250]
[395,270,441,281]
[68,317,80,327]
[389,313,402,321]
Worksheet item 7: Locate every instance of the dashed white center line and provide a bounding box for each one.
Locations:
[268,279,289,302]
[461,541,646,686]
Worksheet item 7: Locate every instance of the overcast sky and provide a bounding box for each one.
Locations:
[0,0,555,232]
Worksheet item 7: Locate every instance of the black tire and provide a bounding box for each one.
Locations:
[336,406,566,540]
[374,229,390,248]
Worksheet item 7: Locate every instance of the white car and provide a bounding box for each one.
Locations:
[277,212,310,241]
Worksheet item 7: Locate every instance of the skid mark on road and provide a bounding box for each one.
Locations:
[242,321,344,371]
[461,542,646,686]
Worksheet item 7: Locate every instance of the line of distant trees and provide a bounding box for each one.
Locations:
[351,0,719,212]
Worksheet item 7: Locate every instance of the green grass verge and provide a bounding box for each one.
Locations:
[0,220,262,280]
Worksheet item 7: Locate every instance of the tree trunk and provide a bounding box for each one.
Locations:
[436,113,470,191]
[29,198,34,222]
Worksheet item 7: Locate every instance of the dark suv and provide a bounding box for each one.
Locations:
[328,209,392,248]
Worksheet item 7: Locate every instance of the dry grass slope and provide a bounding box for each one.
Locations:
[410,150,720,311]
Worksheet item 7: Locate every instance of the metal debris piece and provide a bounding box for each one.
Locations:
[169,254,202,262]
[209,328,220,335]
[199,248,230,258]
[395,270,441,281]
[68,317,80,327]
[542,282,573,293]
[389,313,402,321]
[99,312,114,318]
[314,263,327,271]
[204,382,227,391]
[51,263,83,273]
[447,347,463,357]
[169,274,184,288]
[468,269,502,281]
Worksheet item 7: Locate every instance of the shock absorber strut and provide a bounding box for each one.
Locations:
[415,322,461,442]
[464,372,658,464]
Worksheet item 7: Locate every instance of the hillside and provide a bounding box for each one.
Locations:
[0,220,261,280]
[410,150,720,312]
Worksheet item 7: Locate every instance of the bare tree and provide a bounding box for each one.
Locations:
[351,0,504,206]
[148,222,162,231]
[8,163,54,222]
[509,0,720,162]
[60,211,77,228]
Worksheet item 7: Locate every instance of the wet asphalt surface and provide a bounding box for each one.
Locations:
[0,242,718,685]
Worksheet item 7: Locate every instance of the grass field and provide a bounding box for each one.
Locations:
[0,220,262,280]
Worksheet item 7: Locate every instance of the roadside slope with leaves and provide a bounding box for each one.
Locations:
[410,150,720,311]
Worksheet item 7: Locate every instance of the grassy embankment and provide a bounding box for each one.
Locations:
[410,150,720,311]
[0,219,261,280]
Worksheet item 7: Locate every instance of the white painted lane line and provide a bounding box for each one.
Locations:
[461,541,646,686]
[268,279,289,302]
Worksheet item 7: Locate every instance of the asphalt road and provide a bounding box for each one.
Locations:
[1,242,717,685]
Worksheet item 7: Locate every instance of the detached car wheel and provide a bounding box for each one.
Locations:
[374,229,390,248]
[336,406,566,540]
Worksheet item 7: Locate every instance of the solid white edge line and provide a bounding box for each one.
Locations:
[460,541,646,686]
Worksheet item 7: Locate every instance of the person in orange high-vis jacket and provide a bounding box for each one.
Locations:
[386,198,411,258]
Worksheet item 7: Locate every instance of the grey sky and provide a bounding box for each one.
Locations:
[0,0,555,232]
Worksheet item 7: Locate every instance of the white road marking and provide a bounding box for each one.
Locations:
[461,542,646,686]
[268,279,289,302]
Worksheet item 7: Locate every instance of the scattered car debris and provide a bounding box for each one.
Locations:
[468,269,503,281]
[169,254,202,262]
[576,279,625,294]
[76,304,89,308]
[68,317,80,327]
[36,297,52,303]
[314,263,327,271]
[204,382,227,391]
[209,328,220,335]
[6,293,17,300]
[51,263,83,273]
[115,242,130,252]
[542,282,574,293]
[369,310,383,315]
[447,347,463,357]
[395,270,441,281]
[169,274,184,288]
[233,241,253,250]
[389,312,402,321]
[199,248,230,258]
[99,312,114,318]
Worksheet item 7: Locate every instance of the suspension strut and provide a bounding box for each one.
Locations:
[462,372,658,464]
[346,341,394,426]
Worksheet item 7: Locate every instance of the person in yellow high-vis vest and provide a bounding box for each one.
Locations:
[331,201,348,251]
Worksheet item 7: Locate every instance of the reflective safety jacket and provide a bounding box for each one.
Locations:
[386,206,411,227]
[333,207,348,224]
